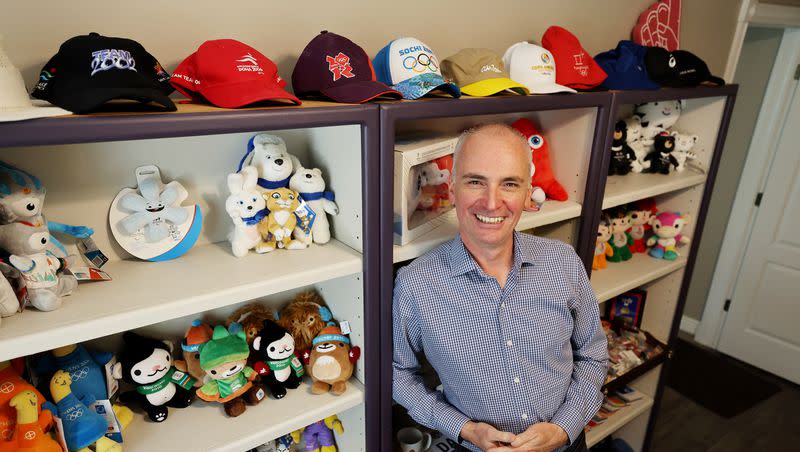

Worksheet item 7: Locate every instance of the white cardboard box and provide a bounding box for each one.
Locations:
[394,135,459,246]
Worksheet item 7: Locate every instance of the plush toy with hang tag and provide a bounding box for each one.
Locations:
[239,134,302,193]
[277,291,334,352]
[226,166,267,257]
[251,319,305,399]
[302,325,360,396]
[289,166,339,245]
[35,343,115,402]
[291,415,343,452]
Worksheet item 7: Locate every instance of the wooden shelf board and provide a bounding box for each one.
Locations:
[585,394,654,448]
[591,253,688,303]
[0,240,361,362]
[393,200,582,263]
[602,170,706,210]
[124,378,364,452]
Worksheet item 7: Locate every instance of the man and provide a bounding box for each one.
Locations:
[393,123,608,452]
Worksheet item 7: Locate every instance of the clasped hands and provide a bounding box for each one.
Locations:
[460,421,569,452]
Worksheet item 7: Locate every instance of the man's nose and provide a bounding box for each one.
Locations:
[485,185,500,209]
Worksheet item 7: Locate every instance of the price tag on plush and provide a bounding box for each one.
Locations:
[108,165,202,261]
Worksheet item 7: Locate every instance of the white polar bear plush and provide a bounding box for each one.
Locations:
[634,100,684,130]
[670,131,699,172]
[225,166,267,257]
[623,116,647,173]
[289,166,339,245]
[240,134,302,193]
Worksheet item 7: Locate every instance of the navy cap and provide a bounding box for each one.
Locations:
[594,41,660,91]
[291,31,402,103]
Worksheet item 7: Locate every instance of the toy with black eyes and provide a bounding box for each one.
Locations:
[226,166,267,257]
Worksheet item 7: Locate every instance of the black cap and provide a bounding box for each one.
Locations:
[644,47,725,88]
[31,33,176,114]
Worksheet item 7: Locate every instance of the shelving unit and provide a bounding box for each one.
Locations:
[591,253,688,303]
[586,395,654,448]
[0,102,381,452]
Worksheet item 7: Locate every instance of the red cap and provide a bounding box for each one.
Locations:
[171,39,300,108]
[541,26,607,90]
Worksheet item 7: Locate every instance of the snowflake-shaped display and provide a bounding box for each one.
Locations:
[118,179,189,243]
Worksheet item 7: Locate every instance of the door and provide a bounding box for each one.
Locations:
[718,78,800,384]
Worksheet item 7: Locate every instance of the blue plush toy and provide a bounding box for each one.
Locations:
[43,370,108,451]
[36,343,114,402]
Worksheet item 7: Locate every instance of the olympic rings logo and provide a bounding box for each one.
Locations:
[403,53,439,73]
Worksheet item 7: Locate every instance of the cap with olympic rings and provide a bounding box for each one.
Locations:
[373,37,460,100]
[441,48,528,97]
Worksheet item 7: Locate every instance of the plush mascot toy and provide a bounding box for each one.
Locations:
[35,343,114,402]
[608,120,637,176]
[257,188,307,253]
[302,325,360,396]
[226,303,274,346]
[647,211,691,260]
[226,166,267,257]
[289,166,339,245]
[3,390,61,452]
[593,214,614,270]
[278,291,333,352]
[113,332,196,423]
[606,208,634,262]
[239,134,302,192]
[644,132,679,175]
[627,199,657,253]
[634,100,683,130]
[182,320,214,387]
[0,361,55,451]
[511,118,568,202]
[252,320,305,399]
[291,415,343,452]
[196,325,265,417]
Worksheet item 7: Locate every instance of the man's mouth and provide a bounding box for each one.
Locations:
[475,214,505,224]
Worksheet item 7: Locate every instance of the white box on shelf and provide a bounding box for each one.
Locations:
[393,135,458,246]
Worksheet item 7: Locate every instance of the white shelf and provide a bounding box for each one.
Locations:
[602,170,706,210]
[591,253,688,303]
[0,241,362,362]
[393,200,582,263]
[585,394,654,448]
[124,378,364,452]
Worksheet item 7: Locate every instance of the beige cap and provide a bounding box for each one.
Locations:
[441,48,528,97]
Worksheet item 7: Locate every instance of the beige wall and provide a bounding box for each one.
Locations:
[3,0,737,91]
[683,26,785,320]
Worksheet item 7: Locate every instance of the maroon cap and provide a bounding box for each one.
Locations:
[292,31,401,103]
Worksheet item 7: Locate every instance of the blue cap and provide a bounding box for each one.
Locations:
[594,41,660,90]
[373,37,460,100]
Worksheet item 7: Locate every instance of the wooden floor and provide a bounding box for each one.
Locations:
[650,341,800,452]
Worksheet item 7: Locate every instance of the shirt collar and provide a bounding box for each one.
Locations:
[448,231,536,277]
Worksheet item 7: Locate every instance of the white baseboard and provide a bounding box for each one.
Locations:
[680,316,700,335]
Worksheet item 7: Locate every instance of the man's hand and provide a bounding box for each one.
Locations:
[487,422,569,452]
[460,421,516,451]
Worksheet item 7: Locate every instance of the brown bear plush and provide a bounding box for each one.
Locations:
[302,325,360,395]
[277,291,332,352]
[226,303,274,345]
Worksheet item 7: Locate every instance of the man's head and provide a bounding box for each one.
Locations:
[449,123,532,253]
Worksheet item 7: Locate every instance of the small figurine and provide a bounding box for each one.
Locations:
[593,214,614,270]
[182,320,214,386]
[644,132,679,175]
[292,415,343,452]
[627,198,657,254]
[608,120,637,176]
[647,212,691,260]
[303,325,360,396]
[606,208,634,262]
[252,320,305,399]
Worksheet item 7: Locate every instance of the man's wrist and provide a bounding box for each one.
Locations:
[458,421,475,445]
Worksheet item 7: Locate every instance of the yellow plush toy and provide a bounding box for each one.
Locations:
[256,188,305,253]
[3,390,61,452]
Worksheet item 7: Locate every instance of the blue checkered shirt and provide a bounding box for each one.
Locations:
[393,232,608,451]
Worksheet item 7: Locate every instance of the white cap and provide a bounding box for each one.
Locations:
[0,36,68,122]
[503,42,576,94]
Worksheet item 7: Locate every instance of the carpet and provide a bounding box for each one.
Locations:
[667,338,781,418]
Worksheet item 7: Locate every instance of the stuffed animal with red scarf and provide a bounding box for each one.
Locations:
[511,118,569,205]
[627,198,657,253]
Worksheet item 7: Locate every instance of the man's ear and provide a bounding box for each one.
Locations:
[448,173,456,205]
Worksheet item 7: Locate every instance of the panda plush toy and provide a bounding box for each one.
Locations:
[112,332,196,422]
[251,320,304,399]
[644,133,680,175]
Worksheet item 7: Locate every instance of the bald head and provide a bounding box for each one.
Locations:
[452,123,532,180]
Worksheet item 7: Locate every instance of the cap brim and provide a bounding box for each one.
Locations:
[523,82,576,94]
[320,80,402,104]
[703,75,726,86]
[52,87,176,114]
[0,101,70,122]
[460,78,529,97]
[392,73,461,100]
[201,79,301,108]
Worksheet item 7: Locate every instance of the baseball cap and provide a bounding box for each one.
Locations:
[594,41,660,90]
[644,47,725,87]
[171,39,300,108]
[373,37,460,100]
[31,33,175,114]
[502,42,575,94]
[292,31,402,104]
[541,26,607,90]
[0,37,69,122]
[441,48,528,97]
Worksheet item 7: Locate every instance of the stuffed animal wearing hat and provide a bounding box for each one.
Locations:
[226,303,274,346]
[256,188,307,253]
[511,118,568,203]
[291,415,343,452]
[302,325,360,396]
[608,120,637,176]
[290,166,339,245]
[3,390,61,452]
[0,220,77,312]
[226,166,268,257]
[277,291,333,352]
[196,325,266,417]
[670,131,699,172]
[647,211,691,260]
[627,198,657,254]
[43,370,115,451]
[0,361,55,451]
[239,134,302,192]
[112,332,196,423]
[182,320,214,387]
[606,208,634,263]
[251,320,305,399]
[593,213,614,270]
[644,133,679,175]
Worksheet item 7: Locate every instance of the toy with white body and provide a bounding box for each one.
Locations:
[226,167,267,257]
[289,166,339,245]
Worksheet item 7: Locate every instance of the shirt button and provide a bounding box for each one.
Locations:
[522,413,528,420]
[506,340,513,347]
[514,377,520,383]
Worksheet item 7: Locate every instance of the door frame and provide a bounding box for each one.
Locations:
[695,25,800,347]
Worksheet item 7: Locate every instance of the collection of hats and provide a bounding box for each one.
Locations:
[1,27,726,121]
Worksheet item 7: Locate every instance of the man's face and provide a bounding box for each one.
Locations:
[450,130,532,251]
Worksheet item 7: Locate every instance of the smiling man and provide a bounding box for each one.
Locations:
[393,123,608,452]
